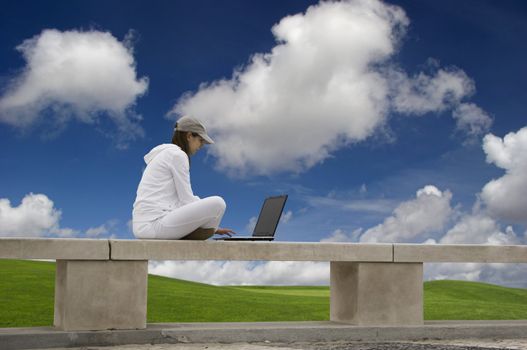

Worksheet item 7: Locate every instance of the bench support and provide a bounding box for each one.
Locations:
[330,262,423,325]
[54,260,148,331]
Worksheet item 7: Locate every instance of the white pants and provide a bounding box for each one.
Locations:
[133,196,226,240]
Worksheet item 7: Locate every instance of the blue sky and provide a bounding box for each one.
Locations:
[1,0,526,286]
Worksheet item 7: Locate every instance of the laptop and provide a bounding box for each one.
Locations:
[215,195,288,241]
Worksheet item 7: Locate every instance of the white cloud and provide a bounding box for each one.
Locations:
[0,193,77,237]
[305,195,396,214]
[452,103,493,137]
[85,224,109,237]
[85,219,120,237]
[423,129,527,287]
[85,224,108,237]
[359,185,453,243]
[425,263,527,288]
[49,227,78,237]
[481,126,527,223]
[170,0,481,176]
[149,258,527,288]
[0,29,148,148]
[320,228,362,242]
[440,213,521,245]
[245,216,257,234]
[359,184,367,194]
[390,67,475,115]
[280,210,293,224]
[416,185,443,197]
[477,263,527,288]
[149,260,329,286]
[425,263,486,284]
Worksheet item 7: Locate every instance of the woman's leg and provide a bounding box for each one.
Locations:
[153,196,226,240]
[181,227,216,240]
[132,221,156,239]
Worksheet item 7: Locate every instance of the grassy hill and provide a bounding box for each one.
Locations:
[1,259,526,327]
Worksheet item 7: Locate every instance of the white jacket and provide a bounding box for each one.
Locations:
[132,144,200,223]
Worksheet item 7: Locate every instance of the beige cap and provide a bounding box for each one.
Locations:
[175,116,214,144]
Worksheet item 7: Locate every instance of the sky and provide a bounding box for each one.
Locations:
[1,0,526,287]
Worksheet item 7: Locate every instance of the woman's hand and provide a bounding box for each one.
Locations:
[215,228,236,237]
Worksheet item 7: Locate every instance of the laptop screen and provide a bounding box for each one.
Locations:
[252,195,287,237]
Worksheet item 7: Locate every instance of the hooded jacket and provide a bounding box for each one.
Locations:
[132,144,200,223]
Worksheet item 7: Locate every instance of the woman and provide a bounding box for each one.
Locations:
[132,116,235,240]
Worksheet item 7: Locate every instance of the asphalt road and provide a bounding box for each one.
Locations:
[39,338,527,350]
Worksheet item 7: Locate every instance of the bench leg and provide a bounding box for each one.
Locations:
[330,262,423,325]
[54,260,148,331]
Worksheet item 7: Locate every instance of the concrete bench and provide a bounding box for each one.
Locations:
[1,238,526,332]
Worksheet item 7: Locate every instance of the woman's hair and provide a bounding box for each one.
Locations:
[171,122,200,163]
[172,128,190,156]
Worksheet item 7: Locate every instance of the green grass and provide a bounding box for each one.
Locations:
[424,279,527,320]
[1,260,527,327]
[0,260,56,327]
[148,275,328,323]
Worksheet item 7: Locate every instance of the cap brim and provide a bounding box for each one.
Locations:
[200,133,214,144]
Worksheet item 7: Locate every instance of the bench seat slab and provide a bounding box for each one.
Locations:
[54,260,148,331]
[330,262,423,326]
[110,240,393,262]
[0,238,109,260]
[394,244,527,263]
